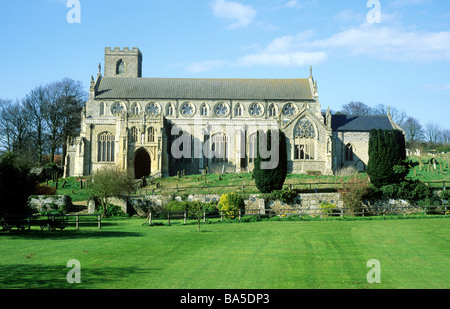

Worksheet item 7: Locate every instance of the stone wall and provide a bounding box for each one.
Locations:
[29,195,72,213]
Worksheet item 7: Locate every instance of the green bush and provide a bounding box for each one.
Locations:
[268,188,298,204]
[96,204,127,217]
[166,200,189,213]
[381,180,432,202]
[439,190,450,201]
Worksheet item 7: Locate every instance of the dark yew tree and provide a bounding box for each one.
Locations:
[367,129,406,188]
[253,129,287,193]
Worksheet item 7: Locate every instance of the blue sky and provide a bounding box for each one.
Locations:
[1,0,449,128]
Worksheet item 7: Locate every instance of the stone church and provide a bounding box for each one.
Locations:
[64,47,402,179]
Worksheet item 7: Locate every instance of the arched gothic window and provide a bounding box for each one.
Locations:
[130,127,139,143]
[98,132,115,162]
[116,59,125,75]
[200,103,208,117]
[293,118,316,160]
[166,103,174,116]
[148,127,156,143]
[235,104,242,117]
[131,103,140,115]
[268,104,277,117]
[345,143,354,161]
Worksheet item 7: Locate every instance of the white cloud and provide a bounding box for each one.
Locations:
[390,0,430,8]
[185,22,450,73]
[307,24,450,62]
[211,0,257,29]
[236,51,327,67]
[422,84,450,91]
[185,32,326,72]
[185,60,228,73]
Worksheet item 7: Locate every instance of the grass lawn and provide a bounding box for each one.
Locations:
[1,217,448,289]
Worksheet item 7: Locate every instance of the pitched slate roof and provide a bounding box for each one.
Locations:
[331,114,395,132]
[94,77,314,101]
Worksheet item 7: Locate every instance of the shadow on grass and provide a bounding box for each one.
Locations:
[0,264,160,289]
[0,229,144,240]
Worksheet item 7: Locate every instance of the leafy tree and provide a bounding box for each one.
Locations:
[367,129,406,188]
[187,201,205,232]
[91,167,136,217]
[253,129,287,193]
[0,152,36,216]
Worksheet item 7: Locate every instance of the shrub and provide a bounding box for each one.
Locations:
[268,188,298,204]
[320,201,337,216]
[96,204,127,217]
[166,200,188,213]
[218,192,245,219]
[381,180,432,202]
[338,176,371,215]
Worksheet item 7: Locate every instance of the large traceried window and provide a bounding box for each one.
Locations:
[98,132,115,162]
[211,133,229,163]
[293,118,316,160]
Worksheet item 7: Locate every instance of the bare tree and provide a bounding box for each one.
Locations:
[0,99,14,152]
[403,117,424,145]
[0,100,32,156]
[373,104,408,128]
[442,129,450,145]
[23,86,48,164]
[425,122,443,145]
[340,101,372,116]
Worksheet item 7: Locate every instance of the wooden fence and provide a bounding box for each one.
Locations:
[144,204,449,226]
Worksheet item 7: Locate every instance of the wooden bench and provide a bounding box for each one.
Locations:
[1,216,28,232]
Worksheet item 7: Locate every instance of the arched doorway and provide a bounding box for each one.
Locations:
[134,148,151,179]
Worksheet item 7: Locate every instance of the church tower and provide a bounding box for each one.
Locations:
[104,47,143,78]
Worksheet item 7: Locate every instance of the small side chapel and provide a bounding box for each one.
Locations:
[64,47,402,179]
